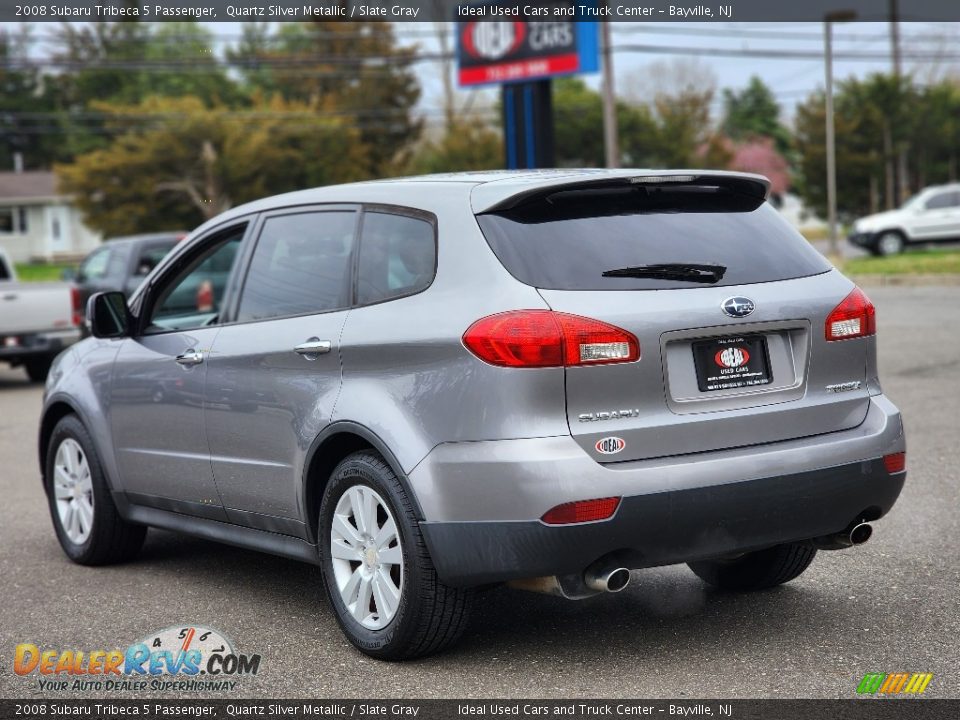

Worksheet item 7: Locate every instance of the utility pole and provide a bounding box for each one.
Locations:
[824,20,839,256]
[890,0,909,204]
[890,0,901,75]
[824,11,856,257]
[600,16,619,168]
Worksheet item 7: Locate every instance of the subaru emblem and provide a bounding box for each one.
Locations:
[721,296,755,318]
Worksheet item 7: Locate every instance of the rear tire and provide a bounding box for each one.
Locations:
[25,355,54,382]
[45,415,146,565]
[688,543,817,591]
[319,451,473,660]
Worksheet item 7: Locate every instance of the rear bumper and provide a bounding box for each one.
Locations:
[413,395,905,586]
[0,329,78,362]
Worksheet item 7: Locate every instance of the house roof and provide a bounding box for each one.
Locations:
[0,171,58,201]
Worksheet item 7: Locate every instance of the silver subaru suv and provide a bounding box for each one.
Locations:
[40,171,906,659]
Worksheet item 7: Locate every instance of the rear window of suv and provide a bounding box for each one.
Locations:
[476,183,832,290]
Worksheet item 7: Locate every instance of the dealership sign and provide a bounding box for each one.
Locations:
[456,2,599,86]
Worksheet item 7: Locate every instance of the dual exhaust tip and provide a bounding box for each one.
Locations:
[512,522,875,599]
[808,521,873,550]
[849,522,873,546]
[584,563,631,593]
[507,559,631,599]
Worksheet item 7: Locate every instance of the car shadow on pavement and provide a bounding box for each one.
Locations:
[132,529,827,666]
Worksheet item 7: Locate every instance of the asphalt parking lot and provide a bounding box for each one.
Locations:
[1,286,958,699]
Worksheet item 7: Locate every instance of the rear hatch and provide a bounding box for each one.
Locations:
[475,174,873,463]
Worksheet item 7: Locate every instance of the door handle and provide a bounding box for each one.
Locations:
[294,339,332,357]
[175,349,204,366]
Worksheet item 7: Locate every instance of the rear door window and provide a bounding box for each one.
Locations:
[924,192,959,210]
[237,211,356,322]
[356,211,436,305]
[476,183,832,291]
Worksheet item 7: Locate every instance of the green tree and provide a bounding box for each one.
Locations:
[229,21,421,177]
[653,86,729,168]
[140,23,242,106]
[410,118,502,174]
[791,73,958,220]
[552,77,659,167]
[721,76,791,155]
[45,20,243,160]
[0,26,61,169]
[795,86,887,220]
[57,96,369,237]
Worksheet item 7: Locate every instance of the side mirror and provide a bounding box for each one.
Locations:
[87,291,132,339]
[60,267,76,282]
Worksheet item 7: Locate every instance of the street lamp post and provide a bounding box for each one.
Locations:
[824,10,857,258]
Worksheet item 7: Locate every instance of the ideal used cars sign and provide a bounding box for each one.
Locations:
[456,1,599,86]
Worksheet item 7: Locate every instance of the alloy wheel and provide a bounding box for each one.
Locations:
[53,438,95,544]
[329,485,404,630]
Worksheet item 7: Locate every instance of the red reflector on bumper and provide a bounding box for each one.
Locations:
[541,497,620,525]
[883,452,906,474]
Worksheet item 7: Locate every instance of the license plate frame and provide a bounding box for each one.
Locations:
[692,334,772,392]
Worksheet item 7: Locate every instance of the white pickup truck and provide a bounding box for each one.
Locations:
[0,248,81,381]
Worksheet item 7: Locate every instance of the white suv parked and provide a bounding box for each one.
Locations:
[849,183,960,255]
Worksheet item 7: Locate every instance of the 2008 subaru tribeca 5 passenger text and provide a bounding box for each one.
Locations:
[39,170,906,659]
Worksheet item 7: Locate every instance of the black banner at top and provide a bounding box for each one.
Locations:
[4,0,960,23]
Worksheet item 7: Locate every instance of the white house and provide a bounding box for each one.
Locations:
[0,171,102,264]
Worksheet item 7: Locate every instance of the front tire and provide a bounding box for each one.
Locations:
[319,451,472,660]
[688,543,817,591]
[45,415,146,565]
[871,230,905,256]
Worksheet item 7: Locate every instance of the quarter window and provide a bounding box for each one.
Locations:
[356,212,436,305]
[237,211,355,322]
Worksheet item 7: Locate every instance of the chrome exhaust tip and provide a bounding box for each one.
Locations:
[584,563,631,593]
[849,522,872,545]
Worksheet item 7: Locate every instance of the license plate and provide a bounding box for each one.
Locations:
[692,334,772,392]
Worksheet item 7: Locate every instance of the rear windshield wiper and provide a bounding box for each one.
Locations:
[601,263,727,284]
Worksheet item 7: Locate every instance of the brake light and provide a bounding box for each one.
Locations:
[883,451,906,474]
[825,287,876,341]
[70,286,82,327]
[463,310,639,368]
[542,497,621,525]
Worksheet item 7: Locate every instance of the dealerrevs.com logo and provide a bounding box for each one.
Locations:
[14,625,260,693]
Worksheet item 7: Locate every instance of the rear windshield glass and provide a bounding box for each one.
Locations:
[476,184,832,290]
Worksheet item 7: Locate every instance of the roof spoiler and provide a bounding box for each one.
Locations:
[472,171,772,214]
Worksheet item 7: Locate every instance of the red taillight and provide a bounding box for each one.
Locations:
[541,497,621,525]
[70,286,82,327]
[883,451,906,474]
[462,310,639,368]
[825,287,876,341]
